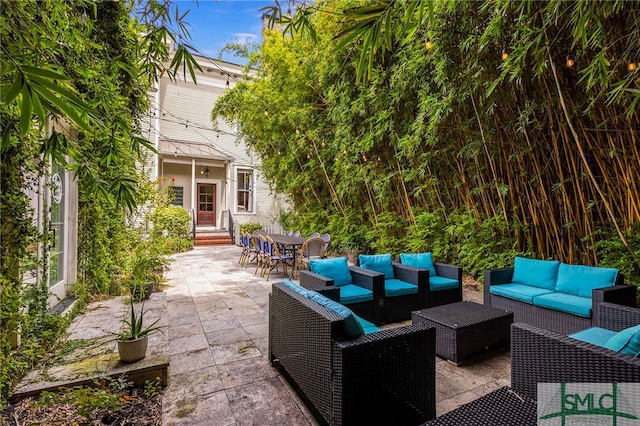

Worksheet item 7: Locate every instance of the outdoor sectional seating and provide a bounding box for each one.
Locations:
[484,256,635,334]
[511,302,640,401]
[399,252,463,308]
[358,254,430,323]
[299,257,384,324]
[269,280,437,426]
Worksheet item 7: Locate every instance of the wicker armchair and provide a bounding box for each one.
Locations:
[395,262,463,308]
[269,281,437,426]
[299,265,384,324]
[511,302,640,401]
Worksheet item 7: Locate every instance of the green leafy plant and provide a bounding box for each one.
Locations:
[240,222,263,234]
[116,296,164,342]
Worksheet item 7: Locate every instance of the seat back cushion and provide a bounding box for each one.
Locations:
[309,257,353,286]
[359,253,395,279]
[603,324,640,357]
[306,291,365,337]
[280,279,312,298]
[555,263,619,298]
[399,252,437,277]
[511,257,560,290]
[356,316,381,335]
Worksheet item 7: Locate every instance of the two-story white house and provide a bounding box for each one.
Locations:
[144,46,287,245]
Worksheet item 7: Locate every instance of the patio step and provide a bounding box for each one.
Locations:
[194,231,233,246]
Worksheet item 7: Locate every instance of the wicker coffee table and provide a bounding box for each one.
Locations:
[412,301,513,364]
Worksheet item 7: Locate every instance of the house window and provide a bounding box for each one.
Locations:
[237,169,253,213]
[49,161,65,287]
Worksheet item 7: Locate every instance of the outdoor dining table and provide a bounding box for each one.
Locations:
[268,234,306,278]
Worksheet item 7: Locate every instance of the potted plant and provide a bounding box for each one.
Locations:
[116,295,165,364]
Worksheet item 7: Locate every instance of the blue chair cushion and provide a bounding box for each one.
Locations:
[359,253,395,279]
[533,292,593,318]
[309,256,353,286]
[569,327,616,347]
[555,263,618,298]
[339,284,373,305]
[511,257,560,290]
[306,291,364,337]
[356,316,381,335]
[603,324,640,357]
[399,252,437,277]
[490,283,554,304]
[280,279,311,298]
[384,279,418,297]
[429,276,459,291]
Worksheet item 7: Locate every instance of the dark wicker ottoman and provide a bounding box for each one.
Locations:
[412,301,513,363]
[421,386,537,426]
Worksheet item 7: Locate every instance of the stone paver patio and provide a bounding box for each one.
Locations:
[16,245,510,425]
[160,246,510,425]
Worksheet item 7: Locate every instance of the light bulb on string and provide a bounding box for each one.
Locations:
[501,49,509,61]
[425,38,433,51]
[628,62,637,71]
[200,167,204,175]
[566,54,575,68]
[295,128,300,135]
[264,110,269,116]
[225,77,230,89]
[174,149,178,157]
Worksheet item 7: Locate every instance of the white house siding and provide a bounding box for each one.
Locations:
[148,53,291,240]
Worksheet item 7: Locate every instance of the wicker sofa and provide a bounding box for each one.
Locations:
[269,280,436,426]
[511,303,640,401]
[484,257,635,334]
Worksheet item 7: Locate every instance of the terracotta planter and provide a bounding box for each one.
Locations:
[117,335,148,363]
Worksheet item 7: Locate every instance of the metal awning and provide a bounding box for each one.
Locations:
[158,139,235,162]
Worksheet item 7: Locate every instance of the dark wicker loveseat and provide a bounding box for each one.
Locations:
[511,302,640,401]
[269,281,437,426]
[484,259,634,334]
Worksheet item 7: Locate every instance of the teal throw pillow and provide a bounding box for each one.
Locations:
[399,252,437,277]
[309,257,353,286]
[603,324,640,357]
[511,257,560,290]
[359,253,394,279]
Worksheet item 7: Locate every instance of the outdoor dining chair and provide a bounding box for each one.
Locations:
[294,237,326,279]
[262,235,294,280]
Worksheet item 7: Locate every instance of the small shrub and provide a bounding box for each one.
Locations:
[240,222,263,234]
[151,206,192,240]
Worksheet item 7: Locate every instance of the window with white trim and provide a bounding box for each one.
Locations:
[237,169,254,213]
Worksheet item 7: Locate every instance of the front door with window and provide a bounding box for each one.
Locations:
[197,183,216,226]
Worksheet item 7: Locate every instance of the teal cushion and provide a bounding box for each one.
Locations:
[339,284,373,305]
[359,254,395,279]
[309,257,353,286]
[306,291,364,337]
[490,283,555,304]
[511,257,560,290]
[429,276,459,292]
[280,279,311,297]
[555,263,618,298]
[603,325,640,357]
[569,327,617,347]
[356,316,382,335]
[384,279,418,297]
[399,252,437,277]
[533,292,593,318]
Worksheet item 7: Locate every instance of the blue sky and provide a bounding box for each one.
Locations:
[173,0,272,64]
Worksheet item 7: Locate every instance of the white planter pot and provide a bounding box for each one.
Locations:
[117,335,148,363]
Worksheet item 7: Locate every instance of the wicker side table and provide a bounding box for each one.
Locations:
[412,301,513,364]
[421,386,537,426]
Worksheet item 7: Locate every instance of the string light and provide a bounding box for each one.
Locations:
[501,48,509,61]
[566,54,575,68]
[185,120,188,129]
[264,110,269,116]
[200,167,204,175]
[295,128,300,134]
[174,149,178,157]
[629,62,637,71]
[225,77,230,88]
[425,38,433,50]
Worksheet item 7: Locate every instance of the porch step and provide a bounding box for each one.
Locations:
[195,231,233,246]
